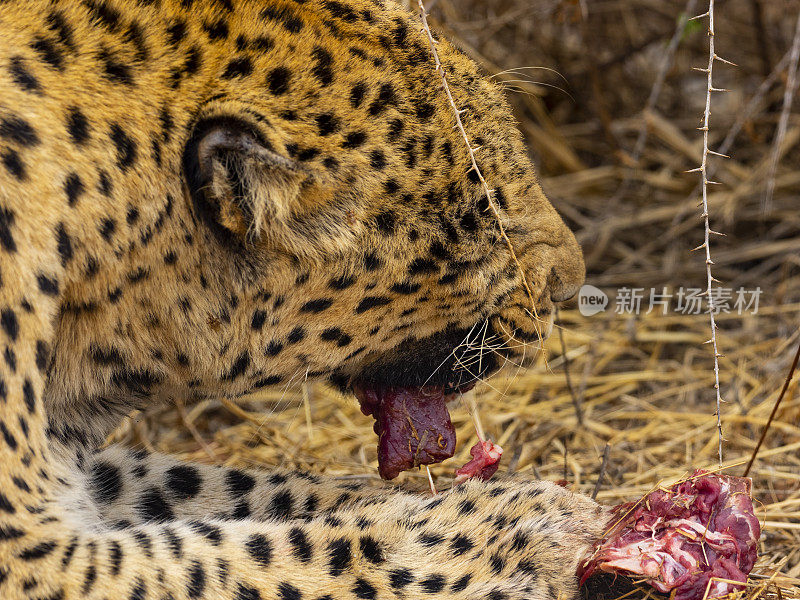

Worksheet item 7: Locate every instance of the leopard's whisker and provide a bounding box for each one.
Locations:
[419,320,481,389]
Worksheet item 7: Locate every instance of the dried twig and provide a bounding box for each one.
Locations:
[687,0,731,467]
[610,0,698,203]
[425,465,438,495]
[743,338,800,477]
[631,0,699,166]
[749,0,773,77]
[717,48,792,158]
[555,306,584,425]
[176,399,217,462]
[763,12,800,213]
[592,442,612,500]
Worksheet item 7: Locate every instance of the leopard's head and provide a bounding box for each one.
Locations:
[46,0,583,475]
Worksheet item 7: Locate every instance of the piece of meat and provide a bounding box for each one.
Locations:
[453,439,503,484]
[354,386,456,480]
[579,470,760,600]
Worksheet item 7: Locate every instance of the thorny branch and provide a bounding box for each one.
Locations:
[416,0,546,347]
[687,0,731,466]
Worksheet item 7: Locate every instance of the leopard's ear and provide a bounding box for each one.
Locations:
[183,117,304,243]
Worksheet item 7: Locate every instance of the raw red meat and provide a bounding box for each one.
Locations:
[579,470,760,600]
[354,385,456,480]
[453,439,503,484]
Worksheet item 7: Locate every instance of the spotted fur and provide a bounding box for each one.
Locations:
[0,1,596,599]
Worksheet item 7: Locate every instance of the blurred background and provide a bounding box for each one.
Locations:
[111,1,800,595]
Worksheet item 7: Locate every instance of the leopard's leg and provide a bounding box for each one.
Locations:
[21,457,611,600]
[80,445,390,526]
[76,446,611,600]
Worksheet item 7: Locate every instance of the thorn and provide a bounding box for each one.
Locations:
[714,54,737,66]
[686,167,703,173]
[691,244,706,252]
[704,339,714,344]
[690,11,710,20]
[710,87,731,93]
[708,150,730,158]
[692,67,711,73]
[708,230,726,236]
[707,180,723,185]
[700,212,709,218]
[706,259,715,265]
[697,126,709,132]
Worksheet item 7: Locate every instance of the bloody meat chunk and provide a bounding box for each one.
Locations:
[354,386,456,480]
[453,439,503,484]
[579,470,760,600]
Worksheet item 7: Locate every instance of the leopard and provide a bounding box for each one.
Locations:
[0,1,608,599]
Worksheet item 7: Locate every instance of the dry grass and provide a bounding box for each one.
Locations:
[109,1,800,598]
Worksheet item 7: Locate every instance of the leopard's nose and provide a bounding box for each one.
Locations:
[546,223,585,302]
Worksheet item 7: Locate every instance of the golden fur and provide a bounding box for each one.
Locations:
[0,1,597,598]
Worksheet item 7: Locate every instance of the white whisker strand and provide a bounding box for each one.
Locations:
[420,321,480,389]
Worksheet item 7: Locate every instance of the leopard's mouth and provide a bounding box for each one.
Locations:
[339,324,504,479]
[352,382,475,480]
